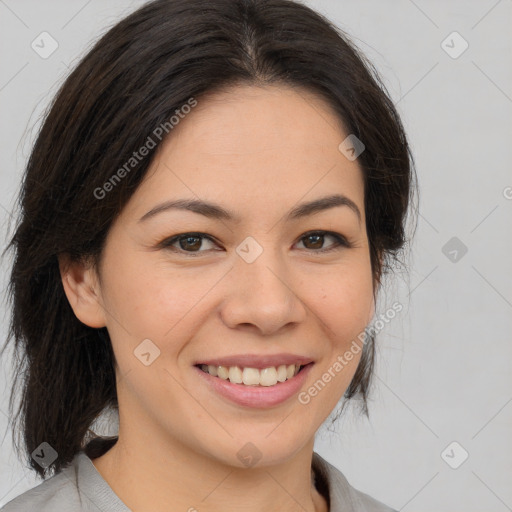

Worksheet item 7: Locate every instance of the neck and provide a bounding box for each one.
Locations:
[92,427,327,512]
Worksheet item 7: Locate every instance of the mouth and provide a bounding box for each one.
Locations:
[195,362,310,387]
[193,360,314,408]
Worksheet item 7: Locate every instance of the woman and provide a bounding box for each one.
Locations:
[0,0,415,510]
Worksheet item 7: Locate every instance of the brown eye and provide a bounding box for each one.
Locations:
[160,233,217,255]
[159,230,351,257]
[302,233,324,250]
[296,231,350,253]
[177,235,203,251]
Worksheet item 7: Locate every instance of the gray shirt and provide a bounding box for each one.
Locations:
[1,451,396,511]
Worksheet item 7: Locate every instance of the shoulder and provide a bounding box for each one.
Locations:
[0,452,104,512]
[0,465,81,512]
[312,451,397,512]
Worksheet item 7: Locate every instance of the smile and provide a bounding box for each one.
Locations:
[197,363,303,387]
[194,362,315,408]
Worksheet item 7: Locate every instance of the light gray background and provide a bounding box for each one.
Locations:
[1,1,511,510]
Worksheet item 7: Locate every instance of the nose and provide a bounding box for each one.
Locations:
[219,246,308,336]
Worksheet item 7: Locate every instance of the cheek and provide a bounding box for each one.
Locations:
[100,244,203,337]
[312,261,374,340]
[102,263,230,385]
[304,265,373,402]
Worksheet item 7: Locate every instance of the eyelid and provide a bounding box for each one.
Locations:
[294,230,351,251]
[157,232,218,254]
[158,230,352,256]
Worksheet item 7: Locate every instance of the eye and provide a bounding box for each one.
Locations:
[159,232,218,255]
[295,231,351,253]
[159,230,351,257]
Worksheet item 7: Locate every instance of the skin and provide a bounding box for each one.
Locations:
[60,84,376,512]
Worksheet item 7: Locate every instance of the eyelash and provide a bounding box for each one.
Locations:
[158,230,352,257]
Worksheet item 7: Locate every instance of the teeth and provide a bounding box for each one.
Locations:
[242,367,260,386]
[276,364,287,382]
[217,365,229,380]
[199,363,303,386]
[228,366,243,384]
[260,367,277,386]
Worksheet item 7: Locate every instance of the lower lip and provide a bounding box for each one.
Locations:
[194,363,314,408]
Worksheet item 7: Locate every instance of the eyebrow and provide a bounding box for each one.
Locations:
[138,193,361,224]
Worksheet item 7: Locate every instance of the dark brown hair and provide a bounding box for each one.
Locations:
[1,0,416,478]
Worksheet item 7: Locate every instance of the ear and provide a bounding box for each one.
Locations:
[58,253,107,328]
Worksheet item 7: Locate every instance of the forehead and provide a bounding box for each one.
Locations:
[125,84,365,223]
[163,84,350,161]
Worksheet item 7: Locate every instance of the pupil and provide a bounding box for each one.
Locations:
[181,236,201,251]
[307,234,322,249]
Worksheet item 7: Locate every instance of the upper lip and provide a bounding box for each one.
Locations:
[195,353,314,370]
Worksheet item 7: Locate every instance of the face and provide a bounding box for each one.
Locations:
[64,84,375,468]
